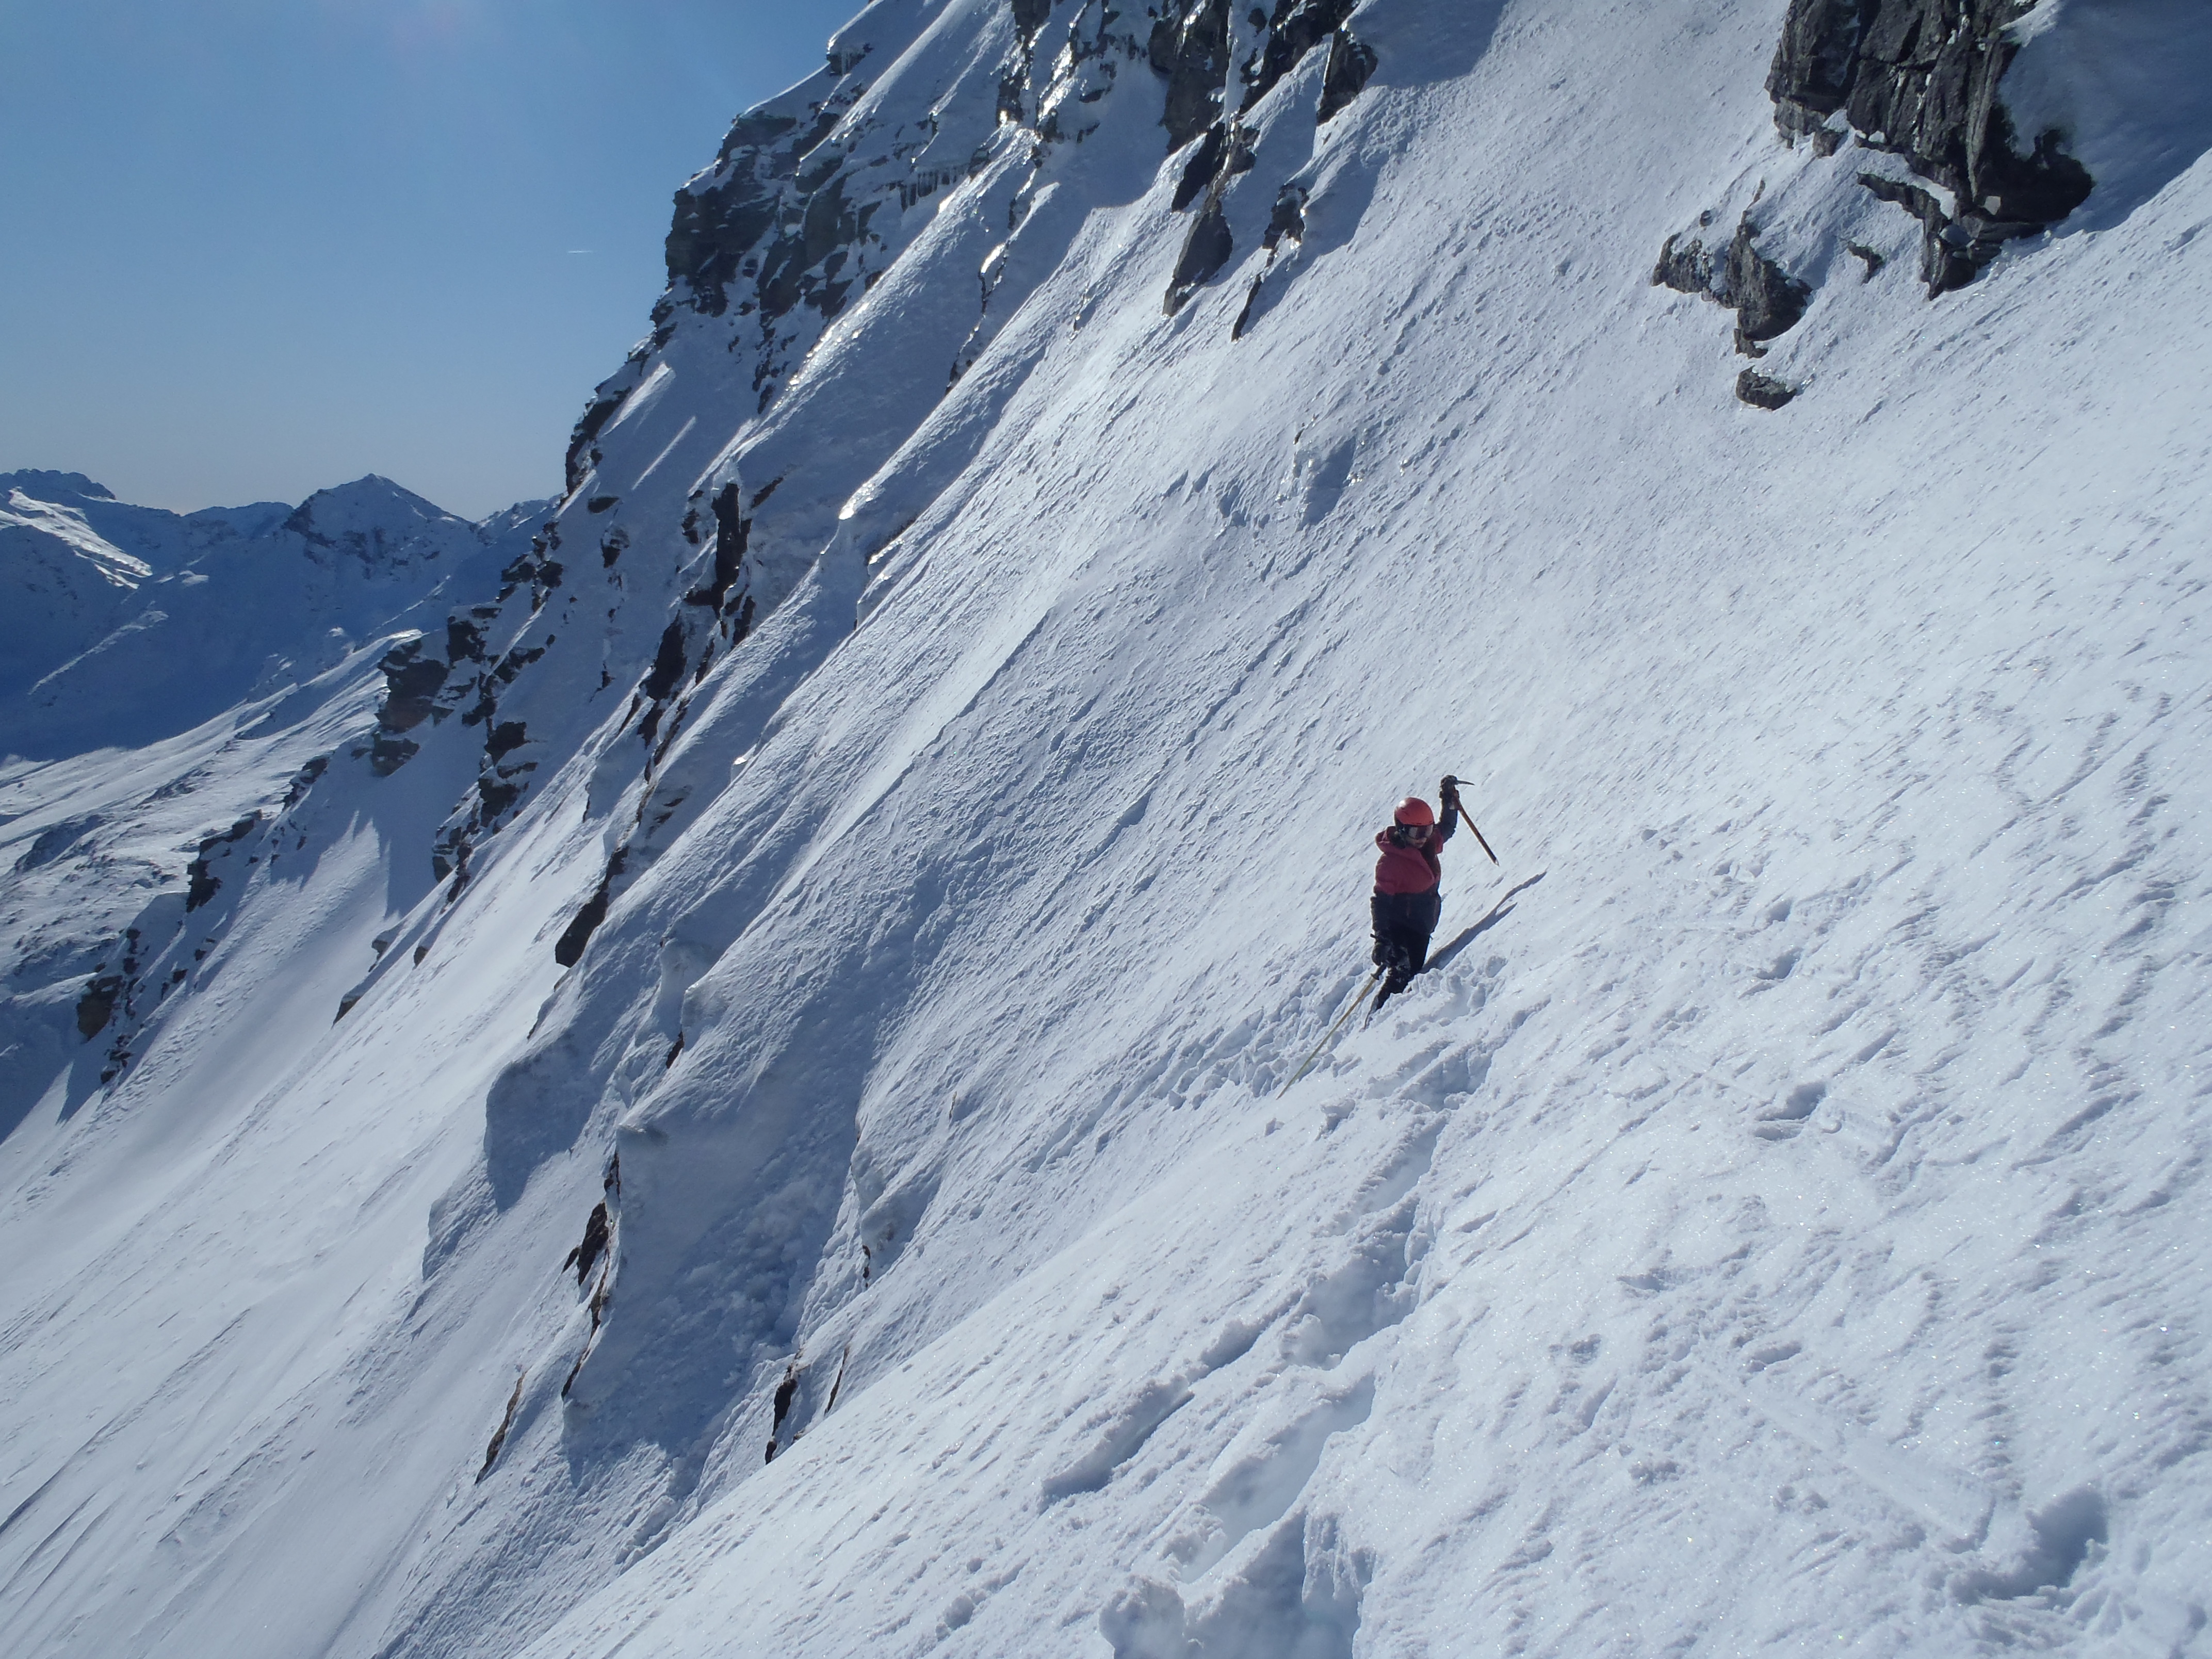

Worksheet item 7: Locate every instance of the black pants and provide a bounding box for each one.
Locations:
[1371,889,1442,991]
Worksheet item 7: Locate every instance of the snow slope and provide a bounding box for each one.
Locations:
[4,2,2210,1656]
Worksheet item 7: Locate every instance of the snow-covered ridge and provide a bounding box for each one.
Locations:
[6,2,2211,1656]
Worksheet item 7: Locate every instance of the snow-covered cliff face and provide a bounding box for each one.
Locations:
[6,3,2211,1657]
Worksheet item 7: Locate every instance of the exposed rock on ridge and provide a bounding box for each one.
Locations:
[1767,0,2092,294]
[1652,215,1814,359]
[1159,0,1378,314]
[1151,0,1232,151]
[1656,0,2094,404]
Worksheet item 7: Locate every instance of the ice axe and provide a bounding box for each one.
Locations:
[1440,775,1498,865]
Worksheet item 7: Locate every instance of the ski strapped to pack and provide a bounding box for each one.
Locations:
[1280,968,1382,1095]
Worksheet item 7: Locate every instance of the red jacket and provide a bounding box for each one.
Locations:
[1373,814,1454,895]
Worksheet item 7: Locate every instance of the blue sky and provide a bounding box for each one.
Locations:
[0,0,861,517]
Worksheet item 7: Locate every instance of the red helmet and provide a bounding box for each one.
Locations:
[1393,796,1435,826]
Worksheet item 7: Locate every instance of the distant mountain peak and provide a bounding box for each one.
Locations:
[1,469,512,754]
[0,469,116,502]
[280,474,472,568]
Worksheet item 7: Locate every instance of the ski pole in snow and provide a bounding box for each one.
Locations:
[1281,968,1382,1096]
[1441,775,1499,866]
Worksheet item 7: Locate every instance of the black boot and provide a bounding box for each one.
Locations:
[1371,956,1413,1013]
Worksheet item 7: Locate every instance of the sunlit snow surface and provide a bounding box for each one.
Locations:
[4,1,2210,1656]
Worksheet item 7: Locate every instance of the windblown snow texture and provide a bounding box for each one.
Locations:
[4,3,2210,1657]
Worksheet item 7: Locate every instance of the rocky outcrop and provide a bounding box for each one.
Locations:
[765,1360,803,1462]
[1651,215,1812,356]
[1232,185,1311,338]
[1151,0,1233,151]
[1736,368,1799,409]
[1166,172,1244,315]
[660,85,878,404]
[1651,223,1720,295]
[564,353,648,495]
[430,631,554,887]
[369,639,450,776]
[74,972,123,1040]
[476,1372,526,1482]
[61,766,327,1086]
[1724,220,1814,353]
[552,850,622,967]
[185,815,261,911]
[1170,122,1230,211]
[367,589,546,794]
[1318,27,1378,124]
[1766,0,2092,294]
[686,484,747,613]
[639,0,1161,441]
[496,522,565,612]
[1242,0,1357,112]
[1657,0,2096,396]
[1768,0,1867,133]
[73,920,161,1083]
[73,929,151,1080]
[1858,168,2027,294]
[562,1202,611,1284]
[1156,0,1378,314]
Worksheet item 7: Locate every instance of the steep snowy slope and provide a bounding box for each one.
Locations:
[5,2,2210,1657]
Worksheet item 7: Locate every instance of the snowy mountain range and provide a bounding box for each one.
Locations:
[5,2,2210,1656]
[0,469,534,757]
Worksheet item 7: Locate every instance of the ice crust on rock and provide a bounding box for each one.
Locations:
[4,2,2212,1657]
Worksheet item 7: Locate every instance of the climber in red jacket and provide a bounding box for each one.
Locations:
[1371,779,1460,1009]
